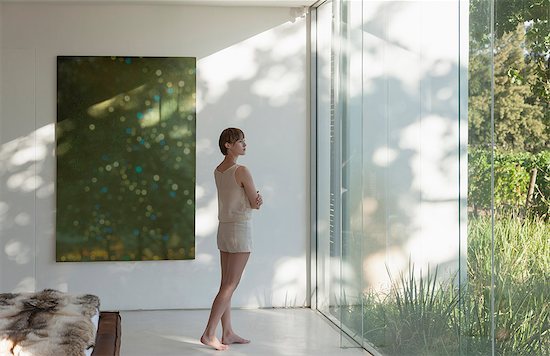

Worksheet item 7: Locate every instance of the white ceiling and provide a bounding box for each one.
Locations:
[0,0,318,7]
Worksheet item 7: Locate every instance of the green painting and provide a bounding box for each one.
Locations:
[56,56,196,262]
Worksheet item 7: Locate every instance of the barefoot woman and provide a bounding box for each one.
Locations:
[200,128,263,351]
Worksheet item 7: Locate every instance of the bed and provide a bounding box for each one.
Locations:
[91,312,121,356]
[0,289,120,356]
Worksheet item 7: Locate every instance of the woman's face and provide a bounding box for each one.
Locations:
[228,137,246,155]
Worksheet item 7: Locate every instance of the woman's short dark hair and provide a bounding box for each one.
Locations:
[219,128,244,155]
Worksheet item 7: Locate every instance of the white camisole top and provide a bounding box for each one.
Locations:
[214,164,252,223]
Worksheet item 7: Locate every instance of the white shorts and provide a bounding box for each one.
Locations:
[217,220,252,253]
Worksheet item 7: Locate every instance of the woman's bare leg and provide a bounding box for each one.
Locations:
[221,300,250,344]
[201,251,250,350]
[220,252,250,344]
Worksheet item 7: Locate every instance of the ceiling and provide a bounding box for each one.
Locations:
[0,0,319,7]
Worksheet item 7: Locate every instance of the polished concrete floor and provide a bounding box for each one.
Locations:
[120,308,369,355]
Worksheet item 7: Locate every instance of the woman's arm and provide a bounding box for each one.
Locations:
[236,166,262,209]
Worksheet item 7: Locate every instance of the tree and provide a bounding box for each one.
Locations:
[469,17,548,152]
[494,24,547,151]
[469,0,549,149]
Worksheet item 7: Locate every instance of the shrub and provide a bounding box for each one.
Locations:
[468,148,550,218]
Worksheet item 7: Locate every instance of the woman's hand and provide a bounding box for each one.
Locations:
[256,191,263,208]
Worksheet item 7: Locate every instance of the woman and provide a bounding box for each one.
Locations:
[200,128,263,351]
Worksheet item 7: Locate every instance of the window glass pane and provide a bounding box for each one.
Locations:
[492,1,549,355]
[314,1,549,355]
[315,0,342,328]
[338,0,364,347]
[466,0,495,353]
[359,1,463,354]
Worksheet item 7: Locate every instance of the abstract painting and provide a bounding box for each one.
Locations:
[56,56,196,261]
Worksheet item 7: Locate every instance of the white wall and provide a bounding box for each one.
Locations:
[0,3,308,310]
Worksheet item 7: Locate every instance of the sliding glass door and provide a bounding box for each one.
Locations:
[314,0,340,326]
[312,1,549,355]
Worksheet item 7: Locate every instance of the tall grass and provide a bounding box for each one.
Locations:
[467,215,549,355]
[360,264,461,355]
[339,215,549,355]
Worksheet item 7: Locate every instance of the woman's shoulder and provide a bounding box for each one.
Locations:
[235,165,253,182]
[215,162,238,173]
[235,164,250,173]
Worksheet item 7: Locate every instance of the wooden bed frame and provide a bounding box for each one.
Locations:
[91,312,122,356]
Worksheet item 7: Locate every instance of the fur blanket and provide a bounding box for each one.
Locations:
[0,289,100,356]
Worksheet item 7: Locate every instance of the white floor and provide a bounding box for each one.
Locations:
[120,308,369,356]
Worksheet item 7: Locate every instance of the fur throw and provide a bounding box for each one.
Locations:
[0,289,100,356]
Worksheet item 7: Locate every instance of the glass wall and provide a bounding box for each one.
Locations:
[312,0,549,355]
[468,1,549,355]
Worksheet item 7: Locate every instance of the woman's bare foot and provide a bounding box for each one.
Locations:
[222,332,250,345]
[200,335,229,351]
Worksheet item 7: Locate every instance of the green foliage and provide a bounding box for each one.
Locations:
[469,24,548,151]
[467,215,550,355]
[469,0,549,152]
[494,1,549,109]
[359,265,461,355]
[469,0,492,52]
[468,49,492,147]
[494,25,547,151]
[337,216,549,355]
[468,148,550,218]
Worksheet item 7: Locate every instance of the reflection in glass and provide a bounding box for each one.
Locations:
[314,0,549,355]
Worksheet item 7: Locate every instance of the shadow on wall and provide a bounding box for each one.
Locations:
[195,14,309,308]
[0,6,308,309]
[0,125,52,292]
[317,0,467,302]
